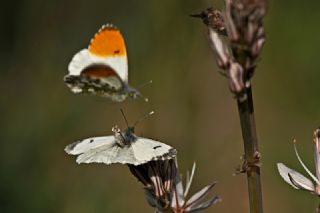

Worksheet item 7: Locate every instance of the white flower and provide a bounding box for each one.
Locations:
[170,162,221,212]
[277,128,320,196]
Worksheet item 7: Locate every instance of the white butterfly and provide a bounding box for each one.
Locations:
[64,23,143,102]
[65,113,177,166]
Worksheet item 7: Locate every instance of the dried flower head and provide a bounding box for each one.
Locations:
[190,7,227,36]
[225,0,267,73]
[129,159,176,211]
[129,159,221,212]
[193,0,267,96]
[277,128,320,196]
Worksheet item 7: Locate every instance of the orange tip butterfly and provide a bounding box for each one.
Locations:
[64,24,144,102]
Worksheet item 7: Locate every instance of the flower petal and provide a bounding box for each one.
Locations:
[288,172,315,192]
[184,182,216,209]
[314,128,320,181]
[144,188,158,208]
[277,163,299,189]
[186,196,221,212]
[144,188,170,212]
[171,174,185,208]
[293,140,319,184]
[171,159,185,208]
[277,163,314,191]
[184,162,196,198]
[208,28,230,66]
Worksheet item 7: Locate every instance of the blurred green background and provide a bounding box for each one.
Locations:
[1,0,320,212]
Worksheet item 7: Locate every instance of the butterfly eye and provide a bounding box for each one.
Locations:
[112,125,120,133]
[128,91,135,98]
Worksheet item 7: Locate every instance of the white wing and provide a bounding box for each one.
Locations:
[68,49,128,82]
[65,136,115,155]
[65,136,121,165]
[68,49,91,76]
[277,163,315,192]
[65,136,140,165]
[65,136,177,166]
[131,138,177,165]
[75,144,137,165]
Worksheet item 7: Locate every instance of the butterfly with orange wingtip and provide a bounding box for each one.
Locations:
[64,24,145,102]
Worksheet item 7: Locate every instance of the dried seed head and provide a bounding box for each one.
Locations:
[129,159,176,211]
[129,160,220,212]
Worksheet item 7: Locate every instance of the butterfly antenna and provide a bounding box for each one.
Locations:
[135,80,152,102]
[133,111,155,127]
[140,93,149,102]
[120,109,130,128]
[137,80,153,89]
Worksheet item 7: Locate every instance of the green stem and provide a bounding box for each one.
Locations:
[237,86,263,213]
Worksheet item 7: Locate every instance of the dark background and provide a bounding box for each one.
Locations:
[1,0,320,212]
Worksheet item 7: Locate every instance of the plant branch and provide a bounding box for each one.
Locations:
[237,86,263,213]
[191,1,267,212]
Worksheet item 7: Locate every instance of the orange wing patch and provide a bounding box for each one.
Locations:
[88,25,127,57]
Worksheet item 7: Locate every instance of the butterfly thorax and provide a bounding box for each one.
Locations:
[112,126,137,147]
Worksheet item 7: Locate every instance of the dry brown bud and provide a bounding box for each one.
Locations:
[190,7,227,36]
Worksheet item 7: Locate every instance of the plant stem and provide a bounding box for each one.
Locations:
[237,86,263,213]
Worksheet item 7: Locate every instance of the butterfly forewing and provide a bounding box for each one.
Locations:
[88,25,128,82]
[132,138,177,164]
[76,144,137,165]
[65,136,115,155]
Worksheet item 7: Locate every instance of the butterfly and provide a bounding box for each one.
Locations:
[64,112,177,166]
[64,24,144,102]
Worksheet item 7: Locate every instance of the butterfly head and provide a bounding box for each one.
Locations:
[113,110,154,147]
[126,87,148,102]
[124,126,137,141]
[112,125,137,147]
